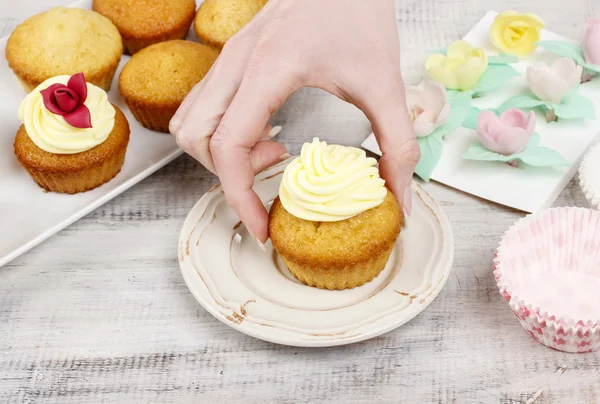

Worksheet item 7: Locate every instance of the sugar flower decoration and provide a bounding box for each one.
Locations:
[426,40,520,97]
[537,18,600,83]
[463,109,570,167]
[40,72,92,129]
[490,11,545,57]
[411,85,472,182]
[426,41,488,91]
[476,109,535,156]
[495,58,595,122]
[407,81,450,137]
[584,18,600,66]
[527,58,582,105]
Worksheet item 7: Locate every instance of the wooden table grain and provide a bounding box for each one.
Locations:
[1,1,600,403]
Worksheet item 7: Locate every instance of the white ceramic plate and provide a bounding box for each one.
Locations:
[179,160,454,347]
[0,0,214,267]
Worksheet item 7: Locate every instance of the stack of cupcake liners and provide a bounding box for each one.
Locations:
[494,207,600,353]
[579,142,600,211]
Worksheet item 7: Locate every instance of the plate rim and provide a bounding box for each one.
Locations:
[179,161,455,347]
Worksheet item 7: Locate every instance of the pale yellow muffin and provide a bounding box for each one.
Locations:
[119,40,219,132]
[6,7,122,92]
[268,139,402,290]
[194,0,268,49]
[92,0,196,55]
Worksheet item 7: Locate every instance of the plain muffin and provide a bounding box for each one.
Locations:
[118,40,219,132]
[6,7,122,92]
[194,0,268,49]
[92,0,196,54]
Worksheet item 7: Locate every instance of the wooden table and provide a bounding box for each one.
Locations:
[2,1,599,403]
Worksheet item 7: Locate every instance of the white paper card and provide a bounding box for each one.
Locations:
[362,11,600,213]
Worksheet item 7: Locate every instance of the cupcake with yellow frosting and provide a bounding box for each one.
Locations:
[14,73,130,194]
[268,138,402,290]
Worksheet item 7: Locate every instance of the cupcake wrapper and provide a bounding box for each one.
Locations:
[494,207,600,353]
[122,24,191,55]
[23,146,127,194]
[282,247,393,291]
[125,101,176,133]
[579,142,600,210]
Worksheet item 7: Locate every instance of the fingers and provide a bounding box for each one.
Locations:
[211,65,300,242]
[170,35,255,173]
[354,71,419,217]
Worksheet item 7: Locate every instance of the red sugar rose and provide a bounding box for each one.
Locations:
[40,73,92,129]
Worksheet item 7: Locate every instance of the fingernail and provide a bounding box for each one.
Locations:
[248,229,267,252]
[403,187,412,218]
[279,153,292,161]
[256,236,267,252]
[268,126,282,138]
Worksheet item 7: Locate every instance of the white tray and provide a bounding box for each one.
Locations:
[0,0,208,267]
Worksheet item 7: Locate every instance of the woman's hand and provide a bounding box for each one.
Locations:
[169,0,419,245]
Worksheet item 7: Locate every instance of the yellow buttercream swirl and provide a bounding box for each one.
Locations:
[279,138,387,222]
[18,75,115,154]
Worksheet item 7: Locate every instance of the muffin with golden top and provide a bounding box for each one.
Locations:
[6,7,122,92]
[119,40,218,132]
[14,73,130,194]
[269,138,402,290]
[194,0,268,49]
[92,0,196,54]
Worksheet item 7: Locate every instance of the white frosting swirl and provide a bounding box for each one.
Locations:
[18,75,115,154]
[279,138,387,222]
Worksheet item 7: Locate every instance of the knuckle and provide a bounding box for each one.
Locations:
[176,132,193,152]
[209,126,231,160]
[403,139,422,164]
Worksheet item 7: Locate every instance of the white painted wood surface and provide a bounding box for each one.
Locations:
[1,0,599,402]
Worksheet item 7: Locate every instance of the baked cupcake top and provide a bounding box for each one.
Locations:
[119,40,219,106]
[19,73,116,154]
[279,138,387,222]
[194,0,268,49]
[6,7,122,86]
[92,0,195,40]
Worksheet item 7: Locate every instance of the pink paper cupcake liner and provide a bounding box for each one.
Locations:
[494,207,600,353]
[579,142,600,210]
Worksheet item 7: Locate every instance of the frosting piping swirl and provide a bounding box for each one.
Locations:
[279,138,387,222]
[19,75,115,154]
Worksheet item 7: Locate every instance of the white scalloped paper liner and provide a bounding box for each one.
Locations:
[494,207,600,353]
[579,142,600,210]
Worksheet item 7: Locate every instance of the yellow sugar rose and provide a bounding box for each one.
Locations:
[425,40,488,91]
[490,11,545,57]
